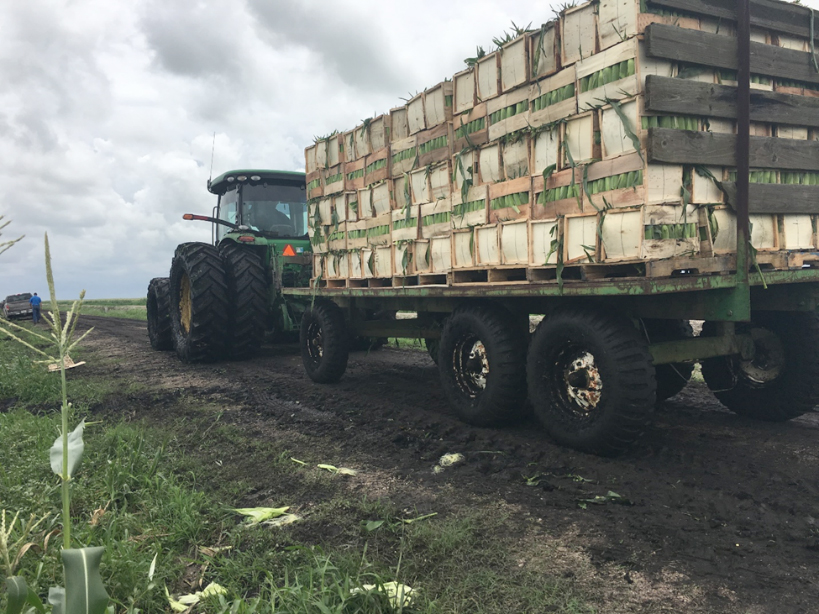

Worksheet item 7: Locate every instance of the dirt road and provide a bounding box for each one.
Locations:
[79,315,819,613]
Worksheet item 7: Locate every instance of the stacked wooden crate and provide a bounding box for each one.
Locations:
[306,0,819,286]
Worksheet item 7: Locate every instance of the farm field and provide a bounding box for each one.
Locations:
[1,313,818,613]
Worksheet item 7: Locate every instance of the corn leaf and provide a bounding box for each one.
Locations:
[233,507,290,523]
[607,98,643,162]
[50,419,85,479]
[62,547,109,614]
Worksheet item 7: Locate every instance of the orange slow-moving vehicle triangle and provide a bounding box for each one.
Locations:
[282,244,296,257]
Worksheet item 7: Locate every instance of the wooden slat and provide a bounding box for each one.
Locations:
[644,75,819,128]
[721,182,819,214]
[644,23,819,85]
[647,0,819,41]
[646,127,819,170]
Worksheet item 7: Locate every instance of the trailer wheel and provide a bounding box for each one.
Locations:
[527,307,656,455]
[701,312,819,421]
[146,277,173,351]
[438,303,527,426]
[169,242,230,363]
[300,300,349,383]
[219,242,267,360]
[641,319,695,402]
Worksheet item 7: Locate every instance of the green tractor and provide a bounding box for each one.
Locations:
[147,169,313,362]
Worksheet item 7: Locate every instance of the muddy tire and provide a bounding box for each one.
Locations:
[300,300,349,383]
[146,277,173,351]
[438,303,527,427]
[169,242,230,363]
[219,242,268,360]
[701,312,819,421]
[642,319,695,402]
[527,307,656,456]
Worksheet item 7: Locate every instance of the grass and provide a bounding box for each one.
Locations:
[0,333,595,614]
[55,298,147,321]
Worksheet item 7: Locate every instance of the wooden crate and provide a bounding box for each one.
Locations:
[390,106,410,142]
[390,136,417,178]
[476,51,501,102]
[371,181,393,217]
[316,196,334,225]
[500,220,529,265]
[415,235,453,274]
[530,219,560,266]
[366,212,392,247]
[775,34,809,51]
[312,253,324,278]
[305,144,318,174]
[528,23,559,81]
[343,130,357,161]
[328,133,343,166]
[362,246,393,278]
[599,96,643,160]
[576,38,673,110]
[328,223,347,252]
[600,207,644,262]
[342,191,359,222]
[407,92,426,135]
[486,86,530,141]
[417,122,453,167]
[489,176,532,223]
[346,219,368,250]
[348,249,365,280]
[453,103,488,150]
[452,149,477,194]
[353,123,371,159]
[639,205,701,261]
[597,0,699,51]
[780,214,815,250]
[429,161,452,201]
[344,158,365,191]
[452,185,489,229]
[711,207,779,253]
[392,206,420,242]
[585,152,683,210]
[452,228,476,268]
[564,213,600,263]
[530,124,562,177]
[532,168,583,220]
[324,164,345,196]
[364,148,390,187]
[315,139,328,169]
[529,66,577,129]
[691,166,725,205]
[502,133,531,181]
[393,241,418,276]
[564,111,600,167]
[369,115,391,151]
[424,81,454,127]
[306,170,323,199]
[325,251,348,280]
[309,227,328,254]
[409,167,431,205]
[475,224,501,266]
[777,126,810,140]
[453,67,476,115]
[392,174,411,211]
[500,36,529,93]
[561,1,597,67]
[357,186,374,219]
[420,198,452,238]
[477,141,503,185]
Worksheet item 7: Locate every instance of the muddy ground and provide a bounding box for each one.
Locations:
[76,315,818,613]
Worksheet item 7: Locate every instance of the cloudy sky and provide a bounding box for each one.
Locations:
[1,0,818,299]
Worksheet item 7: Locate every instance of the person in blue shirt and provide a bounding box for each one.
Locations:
[29,292,42,324]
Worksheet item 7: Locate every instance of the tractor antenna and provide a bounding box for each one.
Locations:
[208,132,216,182]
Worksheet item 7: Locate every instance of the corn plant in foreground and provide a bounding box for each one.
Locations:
[0,215,24,256]
[0,234,108,614]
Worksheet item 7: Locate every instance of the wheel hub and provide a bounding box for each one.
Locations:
[179,273,192,334]
[306,322,324,364]
[454,336,490,398]
[562,351,603,412]
[737,327,785,385]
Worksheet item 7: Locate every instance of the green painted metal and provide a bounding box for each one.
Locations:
[649,333,754,365]
[208,169,305,195]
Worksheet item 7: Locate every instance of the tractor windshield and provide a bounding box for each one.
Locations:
[241,183,308,238]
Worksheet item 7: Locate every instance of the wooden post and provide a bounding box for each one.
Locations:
[735,0,751,312]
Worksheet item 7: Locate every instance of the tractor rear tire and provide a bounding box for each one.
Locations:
[438,303,528,427]
[701,312,819,421]
[169,242,230,363]
[219,242,268,360]
[527,307,656,456]
[146,277,173,351]
[300,300,349,383]
[641,319,695,402]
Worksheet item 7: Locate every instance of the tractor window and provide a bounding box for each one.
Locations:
[217,187,239,242]
[241,183,308,237]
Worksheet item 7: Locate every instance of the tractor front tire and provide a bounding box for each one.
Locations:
[219,242,268,360]
[169,242,230,363]
[300,300,349,383]
[146,277,173,351]
[701,312,819,421]
[438,303,528,427]
[527,307,656,456]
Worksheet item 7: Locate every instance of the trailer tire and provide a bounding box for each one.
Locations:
[701,312,819,421]
[301,300,349,383]
[146,277,173,351]
[219,242,268,360]
[169,242,230,363]
[527,307,656,456]
[641,319,695,402]
[438,303,527,427]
